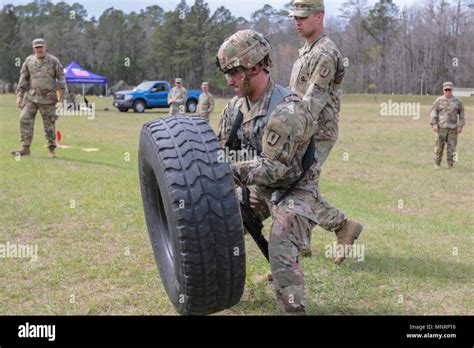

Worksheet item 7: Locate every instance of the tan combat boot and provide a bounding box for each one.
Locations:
[335,220,363,264]
[448,163,454,169]
[435,164,441,170]
[10,145,30,156]
[48,146,57,158]
[275,295,307,316]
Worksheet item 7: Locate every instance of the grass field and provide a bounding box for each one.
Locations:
[0,93,472,315]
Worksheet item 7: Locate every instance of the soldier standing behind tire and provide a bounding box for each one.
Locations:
[430,82,466,169]
[168,78,188,115]
[197,82,215,122]
[11,38,67,158]
[288,0,362,262]
[216,30,362,315]
[289,0,345,165]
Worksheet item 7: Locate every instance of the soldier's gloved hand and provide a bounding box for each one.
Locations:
[16,98,24,109]
[432,125,439,133]
[457,127,463,134]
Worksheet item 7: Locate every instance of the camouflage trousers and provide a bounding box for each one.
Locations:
[313,138,347,229]
[315,139,336,166]
[237,165,346,314]
[20,99,58,148]
[434,128,458,165]
[169,104,185,116]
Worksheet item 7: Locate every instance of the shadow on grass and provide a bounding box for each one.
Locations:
[117,110,169,115]
[307,303,407,315]
[235,294,280,315]
[351,255,473,283]
[236,281,405,315]
[54,156,132,171]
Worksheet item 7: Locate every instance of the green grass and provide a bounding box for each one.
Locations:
[0,93,472,315]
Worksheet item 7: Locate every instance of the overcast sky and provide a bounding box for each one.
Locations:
[2,0,418,19]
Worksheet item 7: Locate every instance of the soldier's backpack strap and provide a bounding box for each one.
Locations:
[267,84,294,118]
[225,100,244,151]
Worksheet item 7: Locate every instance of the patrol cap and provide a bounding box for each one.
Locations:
[175,78,183,84]
[201,82,209,88]
[32,38,45,47]
[443,82,454,90]
[289,0,325,18]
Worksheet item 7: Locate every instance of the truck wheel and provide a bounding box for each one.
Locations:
[118,107,129,112]
[133,100,146,113]
[186,99,197,113]
[138,115,246,315]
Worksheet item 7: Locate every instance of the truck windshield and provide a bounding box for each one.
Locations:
[134,82,156,91]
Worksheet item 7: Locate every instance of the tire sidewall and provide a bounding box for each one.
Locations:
[139,130,185,313]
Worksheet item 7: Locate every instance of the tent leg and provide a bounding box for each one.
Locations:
[105,83,108,97]
[82,83,85,96]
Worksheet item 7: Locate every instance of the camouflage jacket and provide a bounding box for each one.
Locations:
[430,96,466,129]
[218,78,319,190]
[17,53,67,104]
[168,87,187,107]
[289,33,345,141]
[197,92,215,115]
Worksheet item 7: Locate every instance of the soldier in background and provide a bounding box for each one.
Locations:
[168,78,187,115]
[11,38,67,158]
[289,0,345,165]
[288,0,362,262]
[430,82,466,169]
[197,82,215,122]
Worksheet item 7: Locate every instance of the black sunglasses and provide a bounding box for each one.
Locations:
[224,67,243,76]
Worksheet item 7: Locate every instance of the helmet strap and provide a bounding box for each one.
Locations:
[241,67,260,97]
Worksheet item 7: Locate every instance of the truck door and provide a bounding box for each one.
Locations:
[147,83,168,107]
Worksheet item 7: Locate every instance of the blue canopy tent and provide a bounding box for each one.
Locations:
[64,61,108,96]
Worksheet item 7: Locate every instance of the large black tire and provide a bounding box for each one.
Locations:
[138,115,246,315]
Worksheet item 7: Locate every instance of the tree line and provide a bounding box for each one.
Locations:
[0,0,472,95]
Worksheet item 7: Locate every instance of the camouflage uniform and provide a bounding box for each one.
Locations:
[168,79,187,115]
[216,30,349,315]
[197,83,215,122]
[430,84,466,166]
[16,40,67,149]
[287,0,351,239]
[289,0,345,165]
